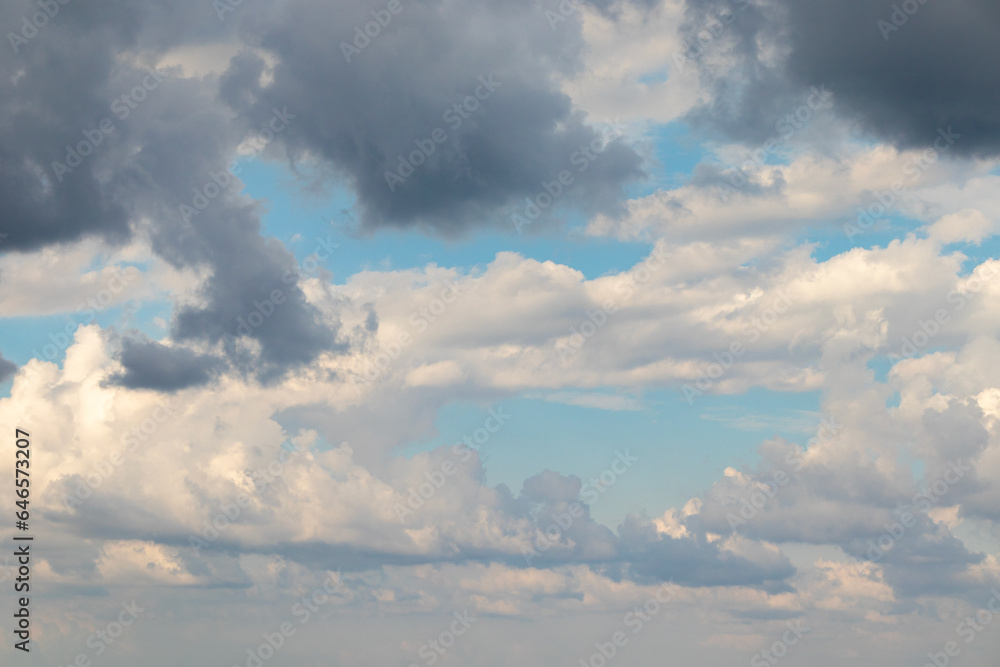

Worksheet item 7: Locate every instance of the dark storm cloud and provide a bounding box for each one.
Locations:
[682,0,1000,155]
[107,74,340,379]
[0,0,339,376]
[0,0,646,381]
[0,1,132,252]
[220,0,644,235]
[109,73,340,377]
[0,352,16,382]
[110,338,222,391]
[0,0,254,252]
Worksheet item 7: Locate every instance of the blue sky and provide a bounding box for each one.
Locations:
[0,126,827,523]
[2,0,1000,665]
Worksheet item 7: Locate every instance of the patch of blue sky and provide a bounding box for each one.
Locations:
[952,236,1000,274]
[397,386,822,525]
[626,121,708,198]
[118,299,175,339]
[637,69,669,86]
[236,160,657,281]
[886,391,902,410]
[0,123,714,400]
[866,356,893,384]
[797,211,997,272]
[0,304,134,398]
[800,211,918,263]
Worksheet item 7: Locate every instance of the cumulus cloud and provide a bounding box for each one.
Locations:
[217,0,644,235]
[682,0,1000,155]
[109,337,223,391]
[0,326,796,594]
[1,0,999,662]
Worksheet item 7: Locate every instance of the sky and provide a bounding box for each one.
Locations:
[1,0,1000,665]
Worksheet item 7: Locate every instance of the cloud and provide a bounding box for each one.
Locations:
[0,0,654,384]
[0,352,16,382]
[218,0,644,235]
[927,209,998,245]
[682,0,1000,156]
[109,337,223,391]
[617,513,796,589]
[0,0,341,380]
[526,390,643,411]
[3,326,797,592]
[685,325,1000,602]
[1,1,999,660]
[589,132,995,243]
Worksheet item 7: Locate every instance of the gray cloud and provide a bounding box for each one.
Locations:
[682,0,1000,155]
[693,434,996,600]
[220,0,644,235]
[616,514,795,591]
[50,455,796,589]
[110,338,223,391]
[0,0,647,384]
[0,352,16,382]
[481,469,793,588]
[0,0,340,378]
